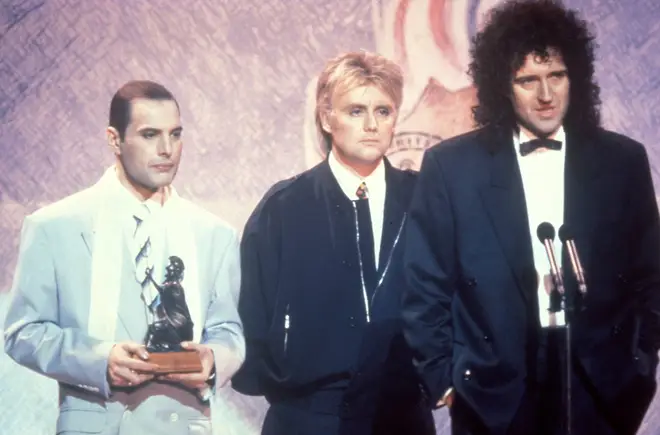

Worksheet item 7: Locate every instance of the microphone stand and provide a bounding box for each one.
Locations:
[562,284,573,435]
[546,263,572,435]
[538,222,576,435]
[559,230,587,435]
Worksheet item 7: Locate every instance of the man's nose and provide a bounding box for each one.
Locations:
[538,80,553,103]
[363,113,378,131]
[157,136,173,156]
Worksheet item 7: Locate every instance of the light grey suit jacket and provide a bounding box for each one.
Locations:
[3,182,245,435]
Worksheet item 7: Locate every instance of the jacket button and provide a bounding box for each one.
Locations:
[463,369,472,381]
[483,335,490,342]
[612,325,621,335]
[467,279,477,287]
[349,316,356,328]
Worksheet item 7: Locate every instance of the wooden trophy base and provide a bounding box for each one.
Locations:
[148,350,203,374]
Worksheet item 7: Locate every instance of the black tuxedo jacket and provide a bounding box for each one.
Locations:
[233,158,432,435]
[402,125,660,433]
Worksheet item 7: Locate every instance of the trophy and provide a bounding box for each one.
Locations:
[142,255,203,374]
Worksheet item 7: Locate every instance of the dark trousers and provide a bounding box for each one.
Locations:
[262,402,341,435]
[263,388,435,435]
[450,329,644,435]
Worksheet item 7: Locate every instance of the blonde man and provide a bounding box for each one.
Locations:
[233,51,435,435]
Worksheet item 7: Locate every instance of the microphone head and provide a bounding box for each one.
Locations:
[537,222,555,242]
[558,224,574,243]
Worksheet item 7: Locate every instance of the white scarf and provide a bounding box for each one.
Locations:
[87,167,203,344]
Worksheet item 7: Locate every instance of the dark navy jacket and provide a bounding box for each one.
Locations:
[233,158,434,435]
[402,126,660,434]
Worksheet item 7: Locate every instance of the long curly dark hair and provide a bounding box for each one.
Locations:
[469,0,601,134]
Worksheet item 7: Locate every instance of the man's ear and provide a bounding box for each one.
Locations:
[319,109,333,135]
[106,127,122,155]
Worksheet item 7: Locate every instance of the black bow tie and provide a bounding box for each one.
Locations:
[519,138,562,156]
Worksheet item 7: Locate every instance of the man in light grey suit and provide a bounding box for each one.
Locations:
[4,80,245,435]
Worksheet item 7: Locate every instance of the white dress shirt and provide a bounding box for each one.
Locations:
[328,150,386,267]
[514,127,567,328]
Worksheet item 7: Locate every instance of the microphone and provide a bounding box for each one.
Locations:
[537,222,565,313]
[558,225,587,296]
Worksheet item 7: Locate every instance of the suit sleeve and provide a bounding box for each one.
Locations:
[202,227,246,392]
[3,216,114,398]
[401,149,457,403]
[231,196,280,396]
[626,145,660,355]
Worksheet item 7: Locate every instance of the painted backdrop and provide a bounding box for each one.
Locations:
[1,0,659,433]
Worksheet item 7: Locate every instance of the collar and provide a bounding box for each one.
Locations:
[103,166,176,219]
[328,149,386,200]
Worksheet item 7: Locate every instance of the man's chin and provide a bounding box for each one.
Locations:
[359,147,388,160]
[357,154,386,168]
[149,171,176,185]
[342,155,385,175]
[527,122,562,139]
[144,178,174,193]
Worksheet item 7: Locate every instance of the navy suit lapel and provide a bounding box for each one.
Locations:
[378,160,409,274]
[562,131,603,303]
[479,129,536,303]
[317,159,355,252]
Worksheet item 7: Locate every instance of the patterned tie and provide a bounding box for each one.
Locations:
[134,205,152,289]
[356,181,369,200]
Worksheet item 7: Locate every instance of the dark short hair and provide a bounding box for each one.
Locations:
[108,80,179,140]
[468,0,601,134]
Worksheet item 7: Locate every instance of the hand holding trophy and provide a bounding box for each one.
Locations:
[143,256,203,374]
